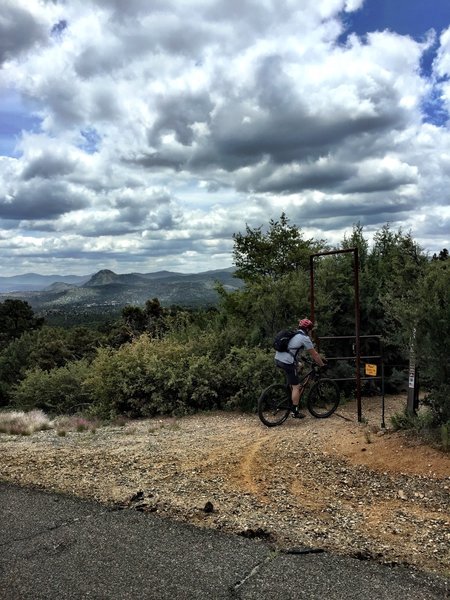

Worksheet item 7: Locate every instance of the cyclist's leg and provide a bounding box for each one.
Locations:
[276,360,303,416]
[291,382,301,407]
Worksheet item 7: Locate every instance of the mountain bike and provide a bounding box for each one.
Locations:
[258,361,340,427]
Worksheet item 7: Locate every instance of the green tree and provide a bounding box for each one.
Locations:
[341,222,369,267]
[144,298,167,337]
[27,327,74,371]
[121,305,147,338]
[232,213,325,282]
[220,213,327,349]
[0,299,44,344]
[432,248,449,261]
[317,223,427,340]
[65,326,106,361]
[0,333,32,406]
[413,261,449,424]
[110,298,170,345]
[217,271,311,347]
[0,324,101,406]
[369,225,427,356]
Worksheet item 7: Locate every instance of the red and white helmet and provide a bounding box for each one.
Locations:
[298,318,313,331]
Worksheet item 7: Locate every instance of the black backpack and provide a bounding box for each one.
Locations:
[272,329,298,352]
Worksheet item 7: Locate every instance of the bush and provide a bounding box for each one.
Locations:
[422,384,450,426]
[387,367,409,394]
[219,346,277,411]
[390,409,434,432]
[85,334,278,418]
[11,360,92,414]
[326,360,355,397]
[88,337,160,417]
[6,330,302,419]
[441,422,450,451]
[390,406,450,451]
[85,335,212,418]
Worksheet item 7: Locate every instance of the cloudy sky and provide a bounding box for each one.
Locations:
[1,0,450,276]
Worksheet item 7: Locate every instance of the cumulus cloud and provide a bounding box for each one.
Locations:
[0,0,50,64]
[0,179,89,220]
[0,0,449,275]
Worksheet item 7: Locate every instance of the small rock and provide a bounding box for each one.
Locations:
[238,527,273,541]
[203,501,214,513]
[129,490,144,502]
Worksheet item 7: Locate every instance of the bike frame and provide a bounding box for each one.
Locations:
[286,363,320,399]
[258,362,340,426]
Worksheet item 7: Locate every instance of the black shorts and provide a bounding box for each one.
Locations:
[275,360,299,385]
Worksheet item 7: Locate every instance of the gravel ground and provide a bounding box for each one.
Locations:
[1,395,449,577]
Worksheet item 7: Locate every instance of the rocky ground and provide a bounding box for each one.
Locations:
[1,395,449,577]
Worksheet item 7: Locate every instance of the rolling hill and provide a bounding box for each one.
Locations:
[0,268,243,315]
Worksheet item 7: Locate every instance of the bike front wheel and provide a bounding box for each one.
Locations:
[258,383,291,427]
[307,378,340,418]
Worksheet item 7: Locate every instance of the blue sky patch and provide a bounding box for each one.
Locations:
[79,128,101,154]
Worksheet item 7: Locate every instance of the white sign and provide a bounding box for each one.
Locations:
[409,367,415,389]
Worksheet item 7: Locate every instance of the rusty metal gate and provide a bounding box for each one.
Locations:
[309,248,385,426]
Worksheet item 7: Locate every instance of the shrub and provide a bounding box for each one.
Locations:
[86,335,197,418]
[386,367,408,394]
[176,352,222,412]
[219,346,276,411]
[390,406,450,451]
[11,360,92,414]
[85,334,277,418]
[422,384,450,426]
[390,409,434,432]
[441,422,450,451]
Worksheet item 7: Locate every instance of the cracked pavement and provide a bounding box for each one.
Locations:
[1,483,448,599]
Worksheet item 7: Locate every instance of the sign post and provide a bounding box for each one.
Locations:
[407,332,419,414]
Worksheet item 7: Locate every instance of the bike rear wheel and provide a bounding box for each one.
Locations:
[258,383,291,427]
[307,378,340,418]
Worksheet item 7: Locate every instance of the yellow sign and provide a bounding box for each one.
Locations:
[365,363,377,376]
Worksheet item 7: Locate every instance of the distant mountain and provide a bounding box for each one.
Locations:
[84,269,127,287]
[140,270,184,280]
[46,282,78,292]
[0,273,91,293]
[0,268,243,314]
[83,269,152,287]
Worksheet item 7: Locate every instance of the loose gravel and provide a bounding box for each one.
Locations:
[1,396,449,577]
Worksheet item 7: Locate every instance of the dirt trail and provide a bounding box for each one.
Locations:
[0,395,449,576]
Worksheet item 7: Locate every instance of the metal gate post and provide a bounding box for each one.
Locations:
[354,248,362,422]
[310,248,362,422]
[309,254,316,339]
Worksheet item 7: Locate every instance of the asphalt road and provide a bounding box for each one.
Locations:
[1,483,448,599]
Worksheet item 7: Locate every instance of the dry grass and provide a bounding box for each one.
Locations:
[0,410,99,436]
[0,410,52,436]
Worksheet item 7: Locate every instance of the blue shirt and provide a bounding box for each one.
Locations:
[275,330,314,365]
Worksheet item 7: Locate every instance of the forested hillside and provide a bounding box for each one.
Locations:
[0,215,448,439]
[0,268,242,326]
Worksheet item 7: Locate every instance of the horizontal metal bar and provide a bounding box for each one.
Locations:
[318,335,382,340]
[311,248,356,258]
[332,377,382,381]
[325,356,382,361]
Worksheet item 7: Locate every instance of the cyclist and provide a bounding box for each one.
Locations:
[275,318,326,418]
